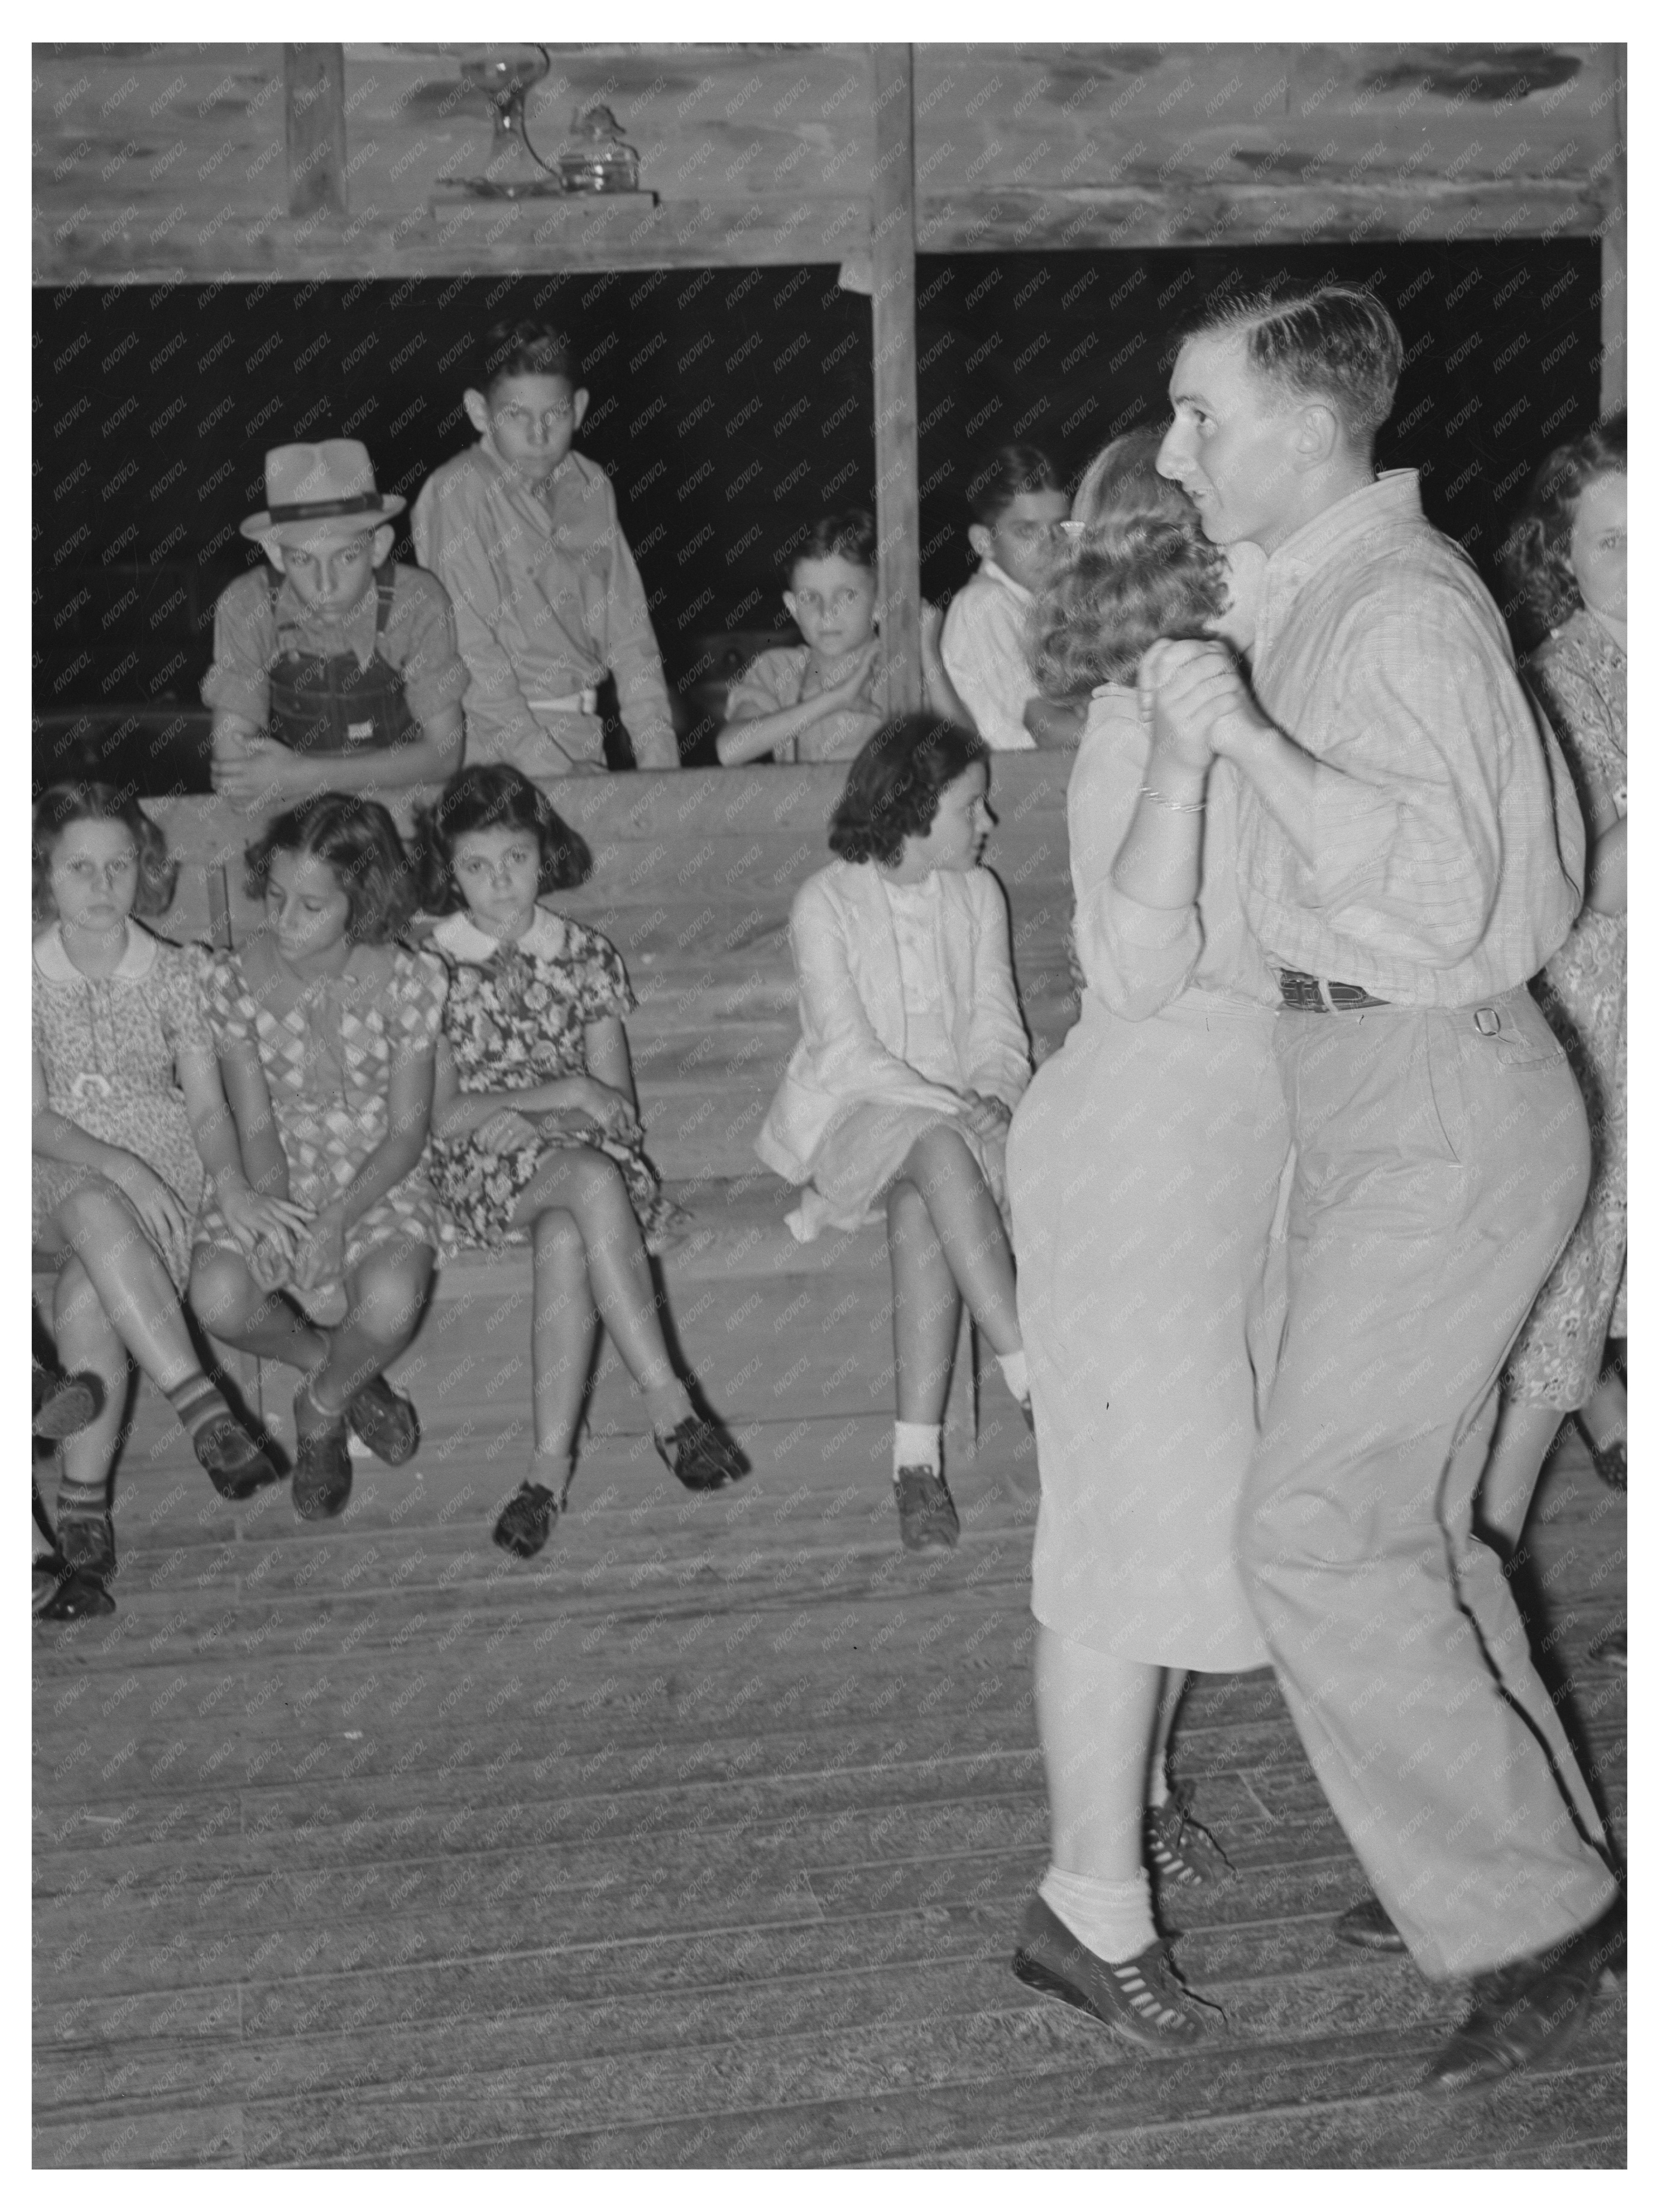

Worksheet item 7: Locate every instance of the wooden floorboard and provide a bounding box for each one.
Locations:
[33,1409,1626,2168]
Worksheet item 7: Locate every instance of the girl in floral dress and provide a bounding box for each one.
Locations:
[1482,420,1627,1589]
[189,796,445,1523]
[418,766,747,1560]
[33,785,289,1618]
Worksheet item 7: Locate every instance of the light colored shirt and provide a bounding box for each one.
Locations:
[1240,470,1584,1007]
[202,564,469,731]
[411,441,678,774]
[939,560,1040,751]
[723,644,883,764]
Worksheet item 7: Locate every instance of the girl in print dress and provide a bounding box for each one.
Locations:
[32,784,288,1617]
[189,796,444,1523]
[1483,421,1628,1602]
[757,715,1033,1554]
[417,766,747,1562]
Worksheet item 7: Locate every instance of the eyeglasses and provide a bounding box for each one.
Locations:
[492,401,576,435]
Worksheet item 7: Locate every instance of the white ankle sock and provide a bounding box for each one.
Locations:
[1039,1866,1157,1964]
[1147,1764,1171,1810]
[893,1421,942,1480]
[996,1347,1030,1404]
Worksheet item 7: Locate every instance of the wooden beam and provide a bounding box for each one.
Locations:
[1599,47,1626,417]
[869,45,921,720]
[285,45,348,221]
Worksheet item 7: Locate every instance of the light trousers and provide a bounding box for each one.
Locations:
[1239,987,1619,1980]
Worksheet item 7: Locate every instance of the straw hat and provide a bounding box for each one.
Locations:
[241,439,406,544]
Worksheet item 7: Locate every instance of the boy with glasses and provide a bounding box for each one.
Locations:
[413,320,679,779]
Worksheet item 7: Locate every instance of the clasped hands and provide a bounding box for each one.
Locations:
[1137,638,1269,774]
[474,1076,641,1158]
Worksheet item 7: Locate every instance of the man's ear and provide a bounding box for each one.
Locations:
[1296,402,1341,467]
[370,522,396,567]
[571,388,591,433]
[968,522,993,562]
[259,534,288,574]
[781,589,799,627]
[462,387,491,437]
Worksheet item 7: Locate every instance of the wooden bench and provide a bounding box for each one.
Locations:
[41,758,1080,1480]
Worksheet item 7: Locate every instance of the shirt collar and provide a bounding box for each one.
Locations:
[1261,469,1423,591]
[272,569,379,641]
[34,920,159,983]
[433,905,563,960]
[980,558,1034,606]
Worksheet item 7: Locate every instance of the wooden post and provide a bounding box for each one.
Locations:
[285,45,348,220]
[1599,44,1626,418]
[870,44,921,717]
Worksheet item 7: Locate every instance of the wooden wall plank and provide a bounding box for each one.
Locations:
[284,45,347,220]
[870,45,921,718]
[33,41,1621,284]
[1599,49,1626,417]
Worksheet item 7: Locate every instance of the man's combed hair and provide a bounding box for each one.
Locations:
[33,782,177,922]
[967,444,1063,528]
[1197,284,1404,448]
[1502,415,1626,638]
[244,793,417,945]
[828,714,988,867]
[779,510,878,584]
[478,318,580,395]
[1032,429,1228,696]
[415,764,592,914]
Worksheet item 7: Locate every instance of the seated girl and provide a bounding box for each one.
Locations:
[718,512,972,764]
[418,764,748,1561]
[32,783,289,1617]
[189,795,443,1522]
[757,715,1033,1551]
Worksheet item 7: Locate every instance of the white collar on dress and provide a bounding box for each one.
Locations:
[432,905,564,961]
[33,920,159,983]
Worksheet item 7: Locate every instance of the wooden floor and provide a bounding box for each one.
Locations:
[33,1390,1626,2169]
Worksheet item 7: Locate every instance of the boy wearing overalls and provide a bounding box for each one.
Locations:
[205,440,469,813]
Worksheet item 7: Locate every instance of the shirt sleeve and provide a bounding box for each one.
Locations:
[961,874,1032,1108]
[412,470,546,764]
[387,569,472,726]
[940,584,1037,752]
[199,951,254,1049]
[200,576,275,726]
[574,925,638,1022]
[725,649,799,722]
[389,949,447,1067]
[1302,593,1554,968]
[595,510,679,770]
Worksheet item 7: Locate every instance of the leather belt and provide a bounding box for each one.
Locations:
[1278,967,1389,1012]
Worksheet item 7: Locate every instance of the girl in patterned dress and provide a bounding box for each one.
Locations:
[417,766,748,1560]
[1479,424,1628,1571]
[33,785,287,1618]
[188,796,444,1522]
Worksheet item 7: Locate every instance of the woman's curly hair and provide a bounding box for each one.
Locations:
[243,793,418,945]
[1501,415,1626,641]
[33,781,177,922]
[1032,428,1228,697]
[828,713,988,867]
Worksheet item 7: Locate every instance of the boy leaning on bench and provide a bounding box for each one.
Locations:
[204,439,470,813]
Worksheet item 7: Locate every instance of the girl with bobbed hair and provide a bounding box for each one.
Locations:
[759,713,1034,1553]
[1003,430,1292,2049]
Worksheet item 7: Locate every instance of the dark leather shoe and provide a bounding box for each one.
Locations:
[493,1481,560,1561]
[293,1385,352,1520]
[192,1410,283,1501]
[32,1367,103,1441]
[344,1373,420,1466]
[38,1512,118,1622]
[1421,1911,1623,2097]
[38,1564,117,1621]
[654,1412,748,1491]
[895,1466,960,1551]
[1012,1895,1223,2050]
[1146,1787,1235,1889]
[1332,1894,1408,1953]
